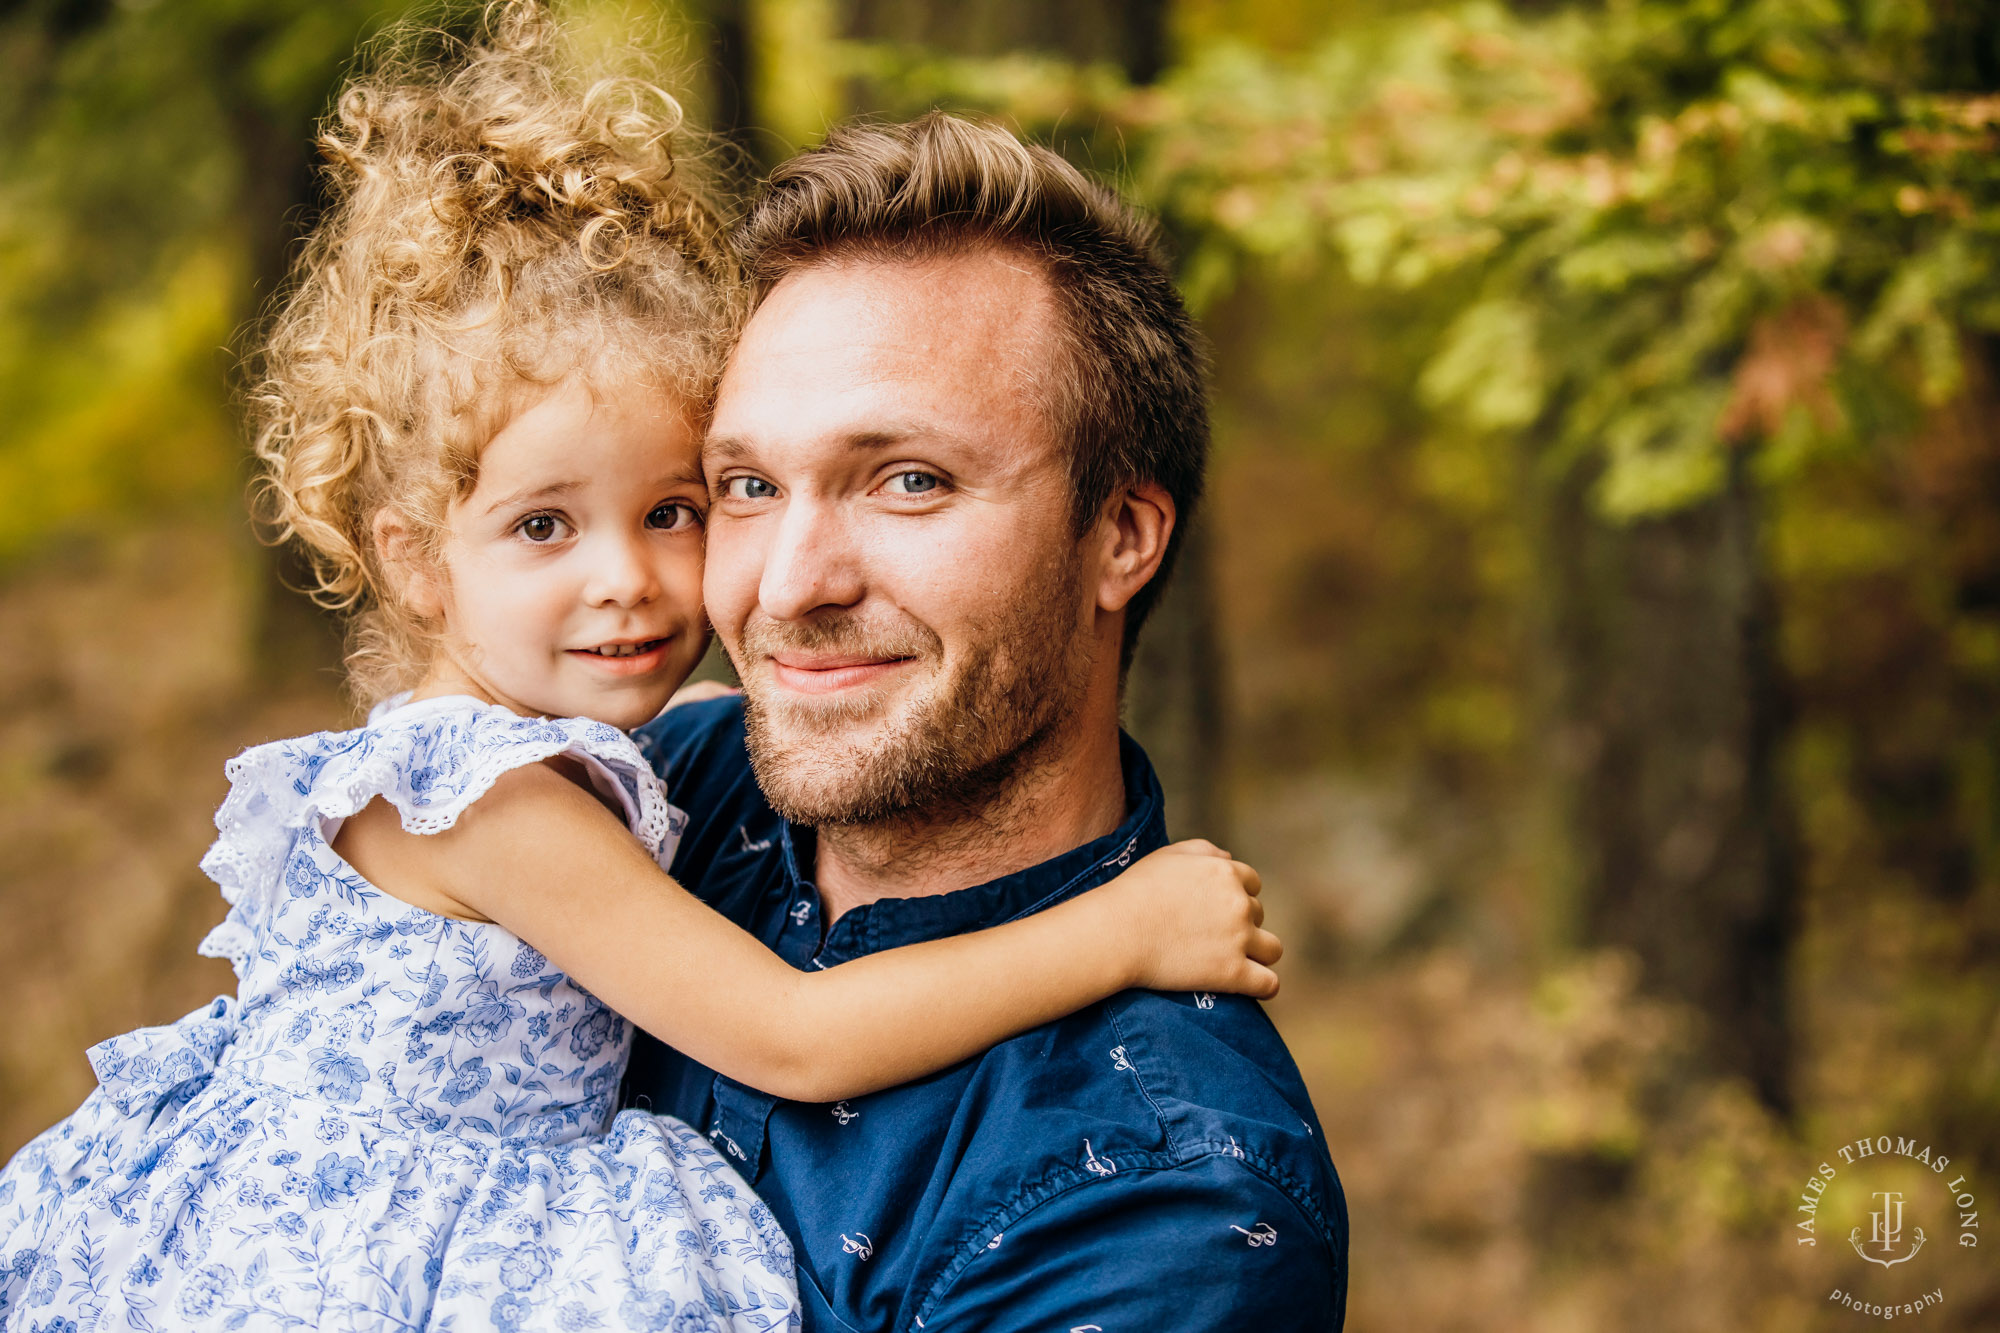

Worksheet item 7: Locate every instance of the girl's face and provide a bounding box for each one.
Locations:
[409,375,710,730]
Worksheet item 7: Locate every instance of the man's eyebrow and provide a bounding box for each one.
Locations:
[482,479,582,515]
[842,427,948,451]
[701,433,757,466]
[701,424,962,466]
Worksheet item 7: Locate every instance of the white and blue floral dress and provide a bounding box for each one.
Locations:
[0,695,799,1333]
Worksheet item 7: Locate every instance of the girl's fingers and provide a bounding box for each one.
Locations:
[1247,895,1265,929]
[1232,861,1262,896]
[1240,962,1281,999]
[1169,838,1229,859]
[1248,928,1284,967]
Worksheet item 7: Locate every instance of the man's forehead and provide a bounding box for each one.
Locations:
[708,249,1062,454]
[732,249,1056,373]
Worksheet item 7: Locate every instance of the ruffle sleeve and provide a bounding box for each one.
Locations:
[196,699,687,973]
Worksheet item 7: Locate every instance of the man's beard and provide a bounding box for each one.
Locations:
[738,552,1093,829]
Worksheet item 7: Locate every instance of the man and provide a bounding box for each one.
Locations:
[626,112,1346,1330]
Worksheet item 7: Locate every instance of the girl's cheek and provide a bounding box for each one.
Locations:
[665,546,706,601]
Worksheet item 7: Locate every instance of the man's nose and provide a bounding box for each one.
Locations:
[582,530,663,609]
[758,495,865,620]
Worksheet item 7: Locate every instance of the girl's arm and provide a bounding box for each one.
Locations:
[335,762,1281,1105]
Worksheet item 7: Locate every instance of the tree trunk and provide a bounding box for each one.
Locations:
[1538,452,1797,1109]
[216,16,351,692]
[697,0,760,164]
[1125,515,1229,840]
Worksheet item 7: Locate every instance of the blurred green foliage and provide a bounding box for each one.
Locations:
[854,0,2000,520]
[0,0,435,562]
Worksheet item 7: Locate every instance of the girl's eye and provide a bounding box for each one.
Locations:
[518,513,567,543]
[885,471,942,496]
[726,477,778,501]
[646,502,700,531]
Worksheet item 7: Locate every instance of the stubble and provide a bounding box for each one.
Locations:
[740,546,1093,831]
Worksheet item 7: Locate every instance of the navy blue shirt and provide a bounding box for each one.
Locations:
[625,698,1347,1331]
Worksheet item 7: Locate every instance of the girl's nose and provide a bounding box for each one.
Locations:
[582,532,663,608]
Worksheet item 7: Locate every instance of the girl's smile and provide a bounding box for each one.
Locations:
[568,636,679,673]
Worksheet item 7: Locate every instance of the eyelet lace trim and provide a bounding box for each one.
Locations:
[196,701,685,972]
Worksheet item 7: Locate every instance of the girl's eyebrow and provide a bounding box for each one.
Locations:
[483,480,582,516]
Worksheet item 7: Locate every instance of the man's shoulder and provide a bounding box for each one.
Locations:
[974,987,1343,1241]
[915,992,1346,1327]
[1102,988,1337,1217]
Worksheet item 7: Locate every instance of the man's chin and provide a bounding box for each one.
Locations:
[751,687,894,730]
[742,692,941,826]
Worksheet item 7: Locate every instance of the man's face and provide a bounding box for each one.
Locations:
[702,248,1099,826]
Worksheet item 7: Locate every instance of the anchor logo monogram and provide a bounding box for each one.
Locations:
[830,1101,858,1125]
[1230,1222,1279,1247]
[790,900,812,925]
[1083,1139,1118,1176]
[738,825,773,854]
[708,1126,746,1162]
[1109,1045,1134,1072]
[986,1233,1004,1251]
[1194,992,1216,1009]
[1849,1191,1926,1268]
[840,1232,874,1260]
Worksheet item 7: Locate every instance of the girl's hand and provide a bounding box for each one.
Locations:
[1108,840,1283,999]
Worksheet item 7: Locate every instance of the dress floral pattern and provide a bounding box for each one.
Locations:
[0,695,799,1332]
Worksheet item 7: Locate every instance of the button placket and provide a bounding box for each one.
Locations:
[708,1076,778,1177]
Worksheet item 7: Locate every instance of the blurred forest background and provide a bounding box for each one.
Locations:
[4,0,2000,1328]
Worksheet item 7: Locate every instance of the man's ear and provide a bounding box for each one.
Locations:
[372,508,446,621]
[1093,479,1176,615]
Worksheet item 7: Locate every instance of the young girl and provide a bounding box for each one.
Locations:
[0,7,1280,1332]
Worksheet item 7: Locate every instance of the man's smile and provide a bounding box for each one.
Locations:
[766,653,916,694]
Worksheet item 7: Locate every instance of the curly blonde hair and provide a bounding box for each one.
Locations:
[251,0,733,707]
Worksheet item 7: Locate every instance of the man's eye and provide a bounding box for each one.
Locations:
[647,502,700,531]
[885,471,941,496]
[518,514,566,543]
[726,477,778,501]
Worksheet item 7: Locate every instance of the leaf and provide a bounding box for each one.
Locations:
[1420,299,1546,431]
[1595,385,1731,518]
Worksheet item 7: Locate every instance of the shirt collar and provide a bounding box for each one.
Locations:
[778,732,1169,965]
